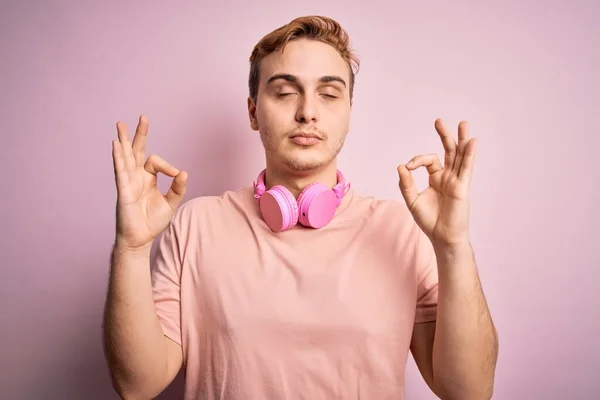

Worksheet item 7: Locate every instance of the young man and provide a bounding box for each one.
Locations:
[103,16,498,399]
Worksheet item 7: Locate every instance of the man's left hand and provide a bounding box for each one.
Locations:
[397,118,477,248]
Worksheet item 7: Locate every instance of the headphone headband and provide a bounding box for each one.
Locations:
[253,169,350,205]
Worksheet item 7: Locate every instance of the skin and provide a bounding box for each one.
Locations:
[104,37,498,399]
[247,39,352,197]
[398,120,499,399]
[104,116,186,399]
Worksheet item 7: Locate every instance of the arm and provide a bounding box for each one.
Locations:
[411,243,498,399]
[397,119,498,399]
[105,115,188,398]
[102,244,183,399]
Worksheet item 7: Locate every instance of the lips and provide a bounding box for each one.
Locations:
[289,132,321,146]
[290,132,321,140]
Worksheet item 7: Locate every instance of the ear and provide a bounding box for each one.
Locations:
[247,96,259,131]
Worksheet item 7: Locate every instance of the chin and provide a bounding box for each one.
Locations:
[280,154,331,172]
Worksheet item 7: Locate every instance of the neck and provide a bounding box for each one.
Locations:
[263,161,339,198]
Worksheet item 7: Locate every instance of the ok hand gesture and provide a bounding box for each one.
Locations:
[112,115,188,252]
[397,119,476,248]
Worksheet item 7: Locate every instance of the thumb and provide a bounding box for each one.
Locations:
[165,171,188,209]
[397,164,419,208]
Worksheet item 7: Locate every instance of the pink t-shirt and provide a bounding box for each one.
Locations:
[151,185,438,399]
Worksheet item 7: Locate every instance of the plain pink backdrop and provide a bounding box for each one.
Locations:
[1,1,598,399]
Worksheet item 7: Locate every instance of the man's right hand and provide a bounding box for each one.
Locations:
[112,115,188,252]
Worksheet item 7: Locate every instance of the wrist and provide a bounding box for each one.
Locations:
[433,240,473,265]
[113,238,153,258]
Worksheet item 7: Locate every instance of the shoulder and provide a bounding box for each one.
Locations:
[349,190,419,233]
[170,186,256,228]
[343,190,425,256]
[343,191,427,269]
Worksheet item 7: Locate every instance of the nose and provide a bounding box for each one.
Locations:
[295,94,319,124]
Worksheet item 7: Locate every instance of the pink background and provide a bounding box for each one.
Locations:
[1,1,598,399]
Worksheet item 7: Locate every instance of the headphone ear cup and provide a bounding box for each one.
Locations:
[259,186,298,232]
[297,184,338,228]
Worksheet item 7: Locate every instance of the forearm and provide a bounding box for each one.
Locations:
[102,244,171,399]
[431,242,498,399]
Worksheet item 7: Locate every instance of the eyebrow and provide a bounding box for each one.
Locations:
[266,73,347,88]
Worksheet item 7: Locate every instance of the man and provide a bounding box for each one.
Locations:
[103,15,498,399]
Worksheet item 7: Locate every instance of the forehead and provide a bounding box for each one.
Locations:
[260,39,350,84]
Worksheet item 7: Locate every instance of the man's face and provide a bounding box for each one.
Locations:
[248,39,352,173]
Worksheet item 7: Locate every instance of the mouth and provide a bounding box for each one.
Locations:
[290,132,322,140]
[289,132,322,146]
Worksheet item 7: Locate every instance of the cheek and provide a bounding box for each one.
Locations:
[327,108,351,133]
[256,103,274,127]
[257,107,286,135]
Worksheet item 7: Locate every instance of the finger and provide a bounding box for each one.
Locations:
[165,171,188,209]
[116,121,136,172]
[112,140,129,189]
[132,115,149,167]
[397,164,419,208]
[144,154,179,177]
[434,118,457,169]
[458,138,477,183]
[452,121,470,174]
[406,153,443,175]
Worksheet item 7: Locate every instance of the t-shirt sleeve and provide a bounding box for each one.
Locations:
[151,217,183,345]
[414,227,439,323]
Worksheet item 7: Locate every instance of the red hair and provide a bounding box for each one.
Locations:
[248,16,360,101]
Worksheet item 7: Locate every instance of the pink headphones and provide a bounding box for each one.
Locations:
[253,169,350,232]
